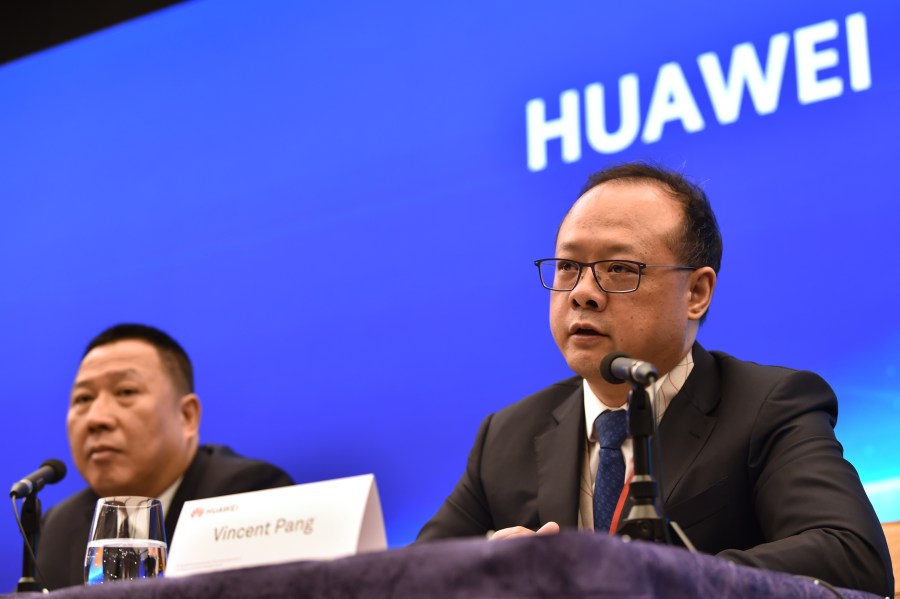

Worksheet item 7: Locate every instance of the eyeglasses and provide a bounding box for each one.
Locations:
[534,259,697,293]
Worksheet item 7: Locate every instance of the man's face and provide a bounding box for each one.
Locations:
[67,340,197,498]
[549,180,709,393]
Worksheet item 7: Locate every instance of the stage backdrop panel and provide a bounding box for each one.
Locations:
[1,0,898,588]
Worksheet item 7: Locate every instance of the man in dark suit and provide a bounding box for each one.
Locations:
[418,162,893,596]
[36,324,295,590]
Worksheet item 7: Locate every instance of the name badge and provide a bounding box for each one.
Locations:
[166,474,386,577]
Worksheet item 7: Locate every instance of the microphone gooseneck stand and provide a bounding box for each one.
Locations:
[617,379,695,551]
[16,492,42,593]
[616,380,672,544]
[10,458,66,592]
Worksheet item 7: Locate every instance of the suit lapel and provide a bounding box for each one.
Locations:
[534,382,584,528]
[657,343,720,503]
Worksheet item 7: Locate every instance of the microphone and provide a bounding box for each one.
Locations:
[600,352,659,385]
[10,459,67,499]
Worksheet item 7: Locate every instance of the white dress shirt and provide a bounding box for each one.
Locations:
[577,351,694,529]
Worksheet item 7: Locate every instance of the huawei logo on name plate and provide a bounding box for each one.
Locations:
[190,504,239,518]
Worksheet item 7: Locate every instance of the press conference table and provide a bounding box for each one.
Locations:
[7,532,884,598]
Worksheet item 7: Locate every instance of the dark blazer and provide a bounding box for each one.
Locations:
[418,344,894,596]
[36,444,295,590]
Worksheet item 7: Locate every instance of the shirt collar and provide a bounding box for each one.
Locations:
[157,475,183,518]
[583,349,695,441]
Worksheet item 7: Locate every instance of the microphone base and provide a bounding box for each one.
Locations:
[618,513,672,545]
[617,509,697,552]
[16,576,42,593]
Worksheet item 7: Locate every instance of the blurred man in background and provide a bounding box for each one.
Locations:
[37,323,295,589]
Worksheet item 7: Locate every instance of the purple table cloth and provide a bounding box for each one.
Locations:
[6,531,884,598]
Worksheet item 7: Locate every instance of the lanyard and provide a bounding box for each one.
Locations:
[608,470,634,534]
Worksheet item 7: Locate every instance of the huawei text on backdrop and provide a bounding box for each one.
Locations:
[525,13,871,171]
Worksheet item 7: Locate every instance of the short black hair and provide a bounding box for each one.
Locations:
[83,323,194,394]
[576,161,723,275]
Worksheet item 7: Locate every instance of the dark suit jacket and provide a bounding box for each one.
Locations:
[418,344,894,596]
[36,444,295,590]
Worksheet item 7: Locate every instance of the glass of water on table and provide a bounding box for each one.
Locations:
[85,496,167,585]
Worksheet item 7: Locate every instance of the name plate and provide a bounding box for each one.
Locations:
[166,474,386,577]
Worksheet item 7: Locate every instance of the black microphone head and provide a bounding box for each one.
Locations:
[40,459,67,484]
[600,351,630,384]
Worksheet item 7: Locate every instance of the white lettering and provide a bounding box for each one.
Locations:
[794,19,842,104]
[584,74,640,154]
[698,33,790,124]
[524,12,871,169]
[846,12,871,91]
[525,90,581,172]
[642,62,704,144]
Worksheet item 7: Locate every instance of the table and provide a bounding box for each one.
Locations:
[6,531,883,598]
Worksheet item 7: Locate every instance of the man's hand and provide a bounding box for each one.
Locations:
[490,521,560,540]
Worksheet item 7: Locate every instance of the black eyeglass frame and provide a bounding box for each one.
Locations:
[534,258,698,293]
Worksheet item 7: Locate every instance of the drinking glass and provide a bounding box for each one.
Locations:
[84,496,167,585]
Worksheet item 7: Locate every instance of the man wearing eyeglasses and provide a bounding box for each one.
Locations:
[417,162,892,596]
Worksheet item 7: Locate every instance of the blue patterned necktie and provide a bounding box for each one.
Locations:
[593,409,628,533]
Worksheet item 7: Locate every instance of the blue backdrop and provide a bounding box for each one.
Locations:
[1,0,898,587]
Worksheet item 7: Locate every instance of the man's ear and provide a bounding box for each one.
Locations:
[180,393,202,440]
[687,266,716,321]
